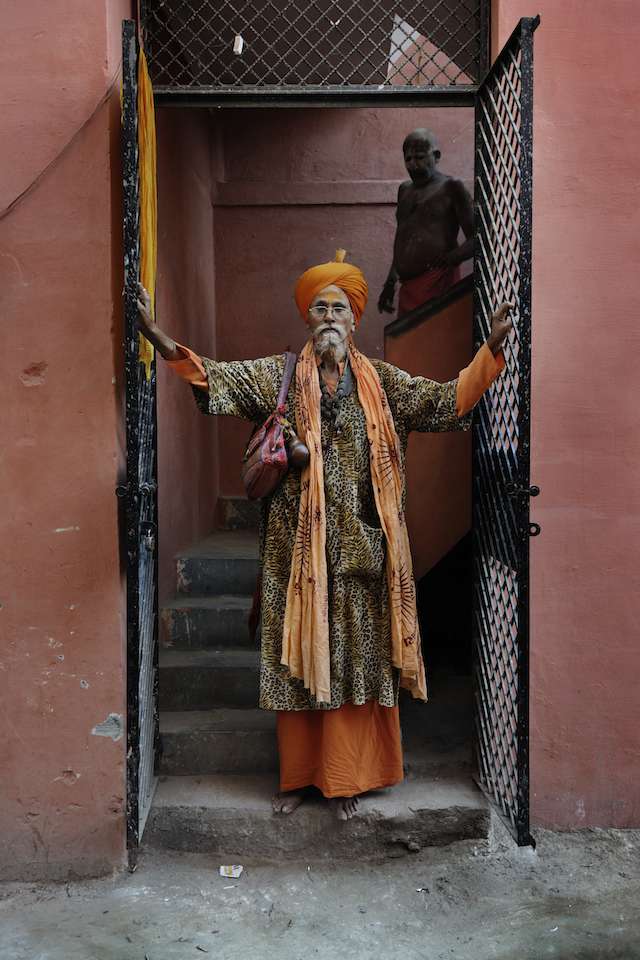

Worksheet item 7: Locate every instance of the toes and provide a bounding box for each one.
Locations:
[273,789,306,814]
[328,797,359,820]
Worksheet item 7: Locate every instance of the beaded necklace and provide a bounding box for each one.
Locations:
[318,360,352,453]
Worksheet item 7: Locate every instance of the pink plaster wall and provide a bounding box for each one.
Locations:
[210,107,474,495]
[155,109,219,606]
[385,291,473,581]
[0,1,132,878]
[493,2,640,828]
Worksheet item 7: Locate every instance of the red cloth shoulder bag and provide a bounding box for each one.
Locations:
[241,351,297,500]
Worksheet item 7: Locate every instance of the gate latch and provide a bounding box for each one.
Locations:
[115,481,157,498]
[505,483,541,537]
[505,482,540,499]
[141,521,157,552]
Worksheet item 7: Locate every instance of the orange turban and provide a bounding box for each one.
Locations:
[294,255,368,327]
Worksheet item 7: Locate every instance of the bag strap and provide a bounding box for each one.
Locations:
[276,350,297,411]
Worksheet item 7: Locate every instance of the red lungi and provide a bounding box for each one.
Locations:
[397,264,462,317]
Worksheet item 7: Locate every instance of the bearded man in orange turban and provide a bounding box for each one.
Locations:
[137,254,512,820]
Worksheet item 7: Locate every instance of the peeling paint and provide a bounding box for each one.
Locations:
[21,361,48,386]
[176,559,191,594]
[91,713,123,741]
[54,769,80,784]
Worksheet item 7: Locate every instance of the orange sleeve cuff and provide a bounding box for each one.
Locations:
[164,342,209,393]
[456,343,505,417]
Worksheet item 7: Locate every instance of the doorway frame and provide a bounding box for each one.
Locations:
[121,7,538,848]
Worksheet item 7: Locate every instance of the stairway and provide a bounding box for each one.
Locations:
[158,530,275,772]
[144,529,491,859]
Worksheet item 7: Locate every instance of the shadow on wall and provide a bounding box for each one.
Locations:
[417,531,472,676]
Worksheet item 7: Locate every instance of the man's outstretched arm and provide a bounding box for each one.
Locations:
[455,301,514,415]
[136,282,183,359]
[136,282,209,391]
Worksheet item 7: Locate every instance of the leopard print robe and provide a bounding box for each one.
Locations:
[194,355,472,712]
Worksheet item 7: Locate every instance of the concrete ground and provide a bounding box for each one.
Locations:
[2,820,639,960]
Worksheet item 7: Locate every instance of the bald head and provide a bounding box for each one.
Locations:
[402,129,441,184]
[403,128,438,152]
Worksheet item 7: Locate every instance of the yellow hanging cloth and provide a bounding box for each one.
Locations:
[137,49,157,378]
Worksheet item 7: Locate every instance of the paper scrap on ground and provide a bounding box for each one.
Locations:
[219,865,243,878]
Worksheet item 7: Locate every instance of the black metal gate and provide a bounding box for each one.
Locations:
[140,0,488,106]
[472,16,539,846]
[120,20,159,847]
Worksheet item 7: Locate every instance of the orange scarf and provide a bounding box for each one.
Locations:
[281,339,427,704]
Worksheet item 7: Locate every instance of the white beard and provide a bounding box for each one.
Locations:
[312,329,347,366]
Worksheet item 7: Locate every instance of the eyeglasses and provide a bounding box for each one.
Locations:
[308,304,350,319]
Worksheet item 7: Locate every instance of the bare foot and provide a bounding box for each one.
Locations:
[272,788,307,814]
[328,796,359,821]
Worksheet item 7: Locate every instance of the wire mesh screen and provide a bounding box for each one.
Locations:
[141,0,482,90]
[472,18,537,846]
[122,21,159,848]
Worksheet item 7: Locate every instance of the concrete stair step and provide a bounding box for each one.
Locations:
[159,649,261,711]
[161,596,257,649]
[217,494,260,533]
[175,531,259,598]
[143,773,490,859]
[158,709,279,776]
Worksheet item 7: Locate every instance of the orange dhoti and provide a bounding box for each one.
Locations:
[277,702,404,797]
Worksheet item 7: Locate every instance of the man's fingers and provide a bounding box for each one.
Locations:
[495,301,516,320]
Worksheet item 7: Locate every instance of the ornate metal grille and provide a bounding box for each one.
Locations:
[472,16,539,847]
[122,21,160,847]
[140,0,486,104]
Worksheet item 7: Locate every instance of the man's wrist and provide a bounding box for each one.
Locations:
[485,336,502,357]
[159,339,178,360]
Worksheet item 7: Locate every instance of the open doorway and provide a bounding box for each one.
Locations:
[153,101,476,793]
[125,10,537,847]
